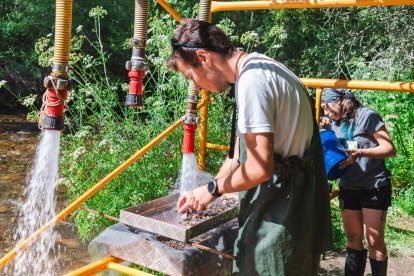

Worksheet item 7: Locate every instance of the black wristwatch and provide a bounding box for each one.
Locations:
[207,179,222,197]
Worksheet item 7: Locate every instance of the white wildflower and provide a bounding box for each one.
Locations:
[73,146,87,160]
[56,178,69,187]
[109,144,120,154]
[74,126,92,139]
[22,94,37,107]
[76,25,83,33]
[98,139,110,148]
[121,83,129,92]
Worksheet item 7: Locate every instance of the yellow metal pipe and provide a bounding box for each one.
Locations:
[197,8,213,170]
[206,143,230,151]
[198,89,210,170]
[0,98,209,269]
[211,0,414,12]
[107,262,153,276]
[315,88,323,125]
[63,256,123,276]
[301,78,414,92]
[156,0,183,22]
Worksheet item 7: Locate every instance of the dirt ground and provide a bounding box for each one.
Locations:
[319,251,414,275]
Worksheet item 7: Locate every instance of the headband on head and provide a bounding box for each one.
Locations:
[171,38,212,49]
[321,88,355,103]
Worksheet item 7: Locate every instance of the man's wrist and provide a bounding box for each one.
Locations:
[207,178,222,197]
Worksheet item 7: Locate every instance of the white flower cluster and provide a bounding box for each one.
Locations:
[75,126,93,139]
[73,146,87,160]
[22,94,37,107]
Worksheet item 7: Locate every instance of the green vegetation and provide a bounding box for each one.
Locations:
[2,2,413,253]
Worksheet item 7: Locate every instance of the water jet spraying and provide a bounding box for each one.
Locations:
[5,0,73,274]
[176,83,213,196]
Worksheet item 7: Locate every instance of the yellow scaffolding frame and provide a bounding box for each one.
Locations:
[62,256,153,276]
[2,0,414,274]
[210,0,414,12]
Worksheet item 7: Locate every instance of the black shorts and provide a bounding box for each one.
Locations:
[339,185,392,211]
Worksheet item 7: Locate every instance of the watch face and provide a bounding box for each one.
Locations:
[207,180,215,194]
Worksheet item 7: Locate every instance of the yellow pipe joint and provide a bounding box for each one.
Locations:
[63,256,123,276]
[206,143,230,151]
[107,262,153,275]
[302,78,414,92]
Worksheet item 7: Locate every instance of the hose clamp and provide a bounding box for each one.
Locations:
[181,113,200,125]
[52,64,70,74]
[43,76,72,91]
[125,59,149,71]
[187,95,199,103]
[130,38,146,47]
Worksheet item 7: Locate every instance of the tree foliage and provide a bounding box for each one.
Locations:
[1,3,414,242]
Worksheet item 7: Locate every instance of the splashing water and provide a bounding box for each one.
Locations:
[9,130,61,275]
[176,153,213,196]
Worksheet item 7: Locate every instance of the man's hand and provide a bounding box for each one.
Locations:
[177,184,216,213]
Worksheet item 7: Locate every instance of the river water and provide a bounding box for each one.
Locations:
[0,114,90,275]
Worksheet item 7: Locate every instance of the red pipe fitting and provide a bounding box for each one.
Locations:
[43,88,67,130]
[182,124,198,153]
[126,70,145,107]
[46,88,67,117]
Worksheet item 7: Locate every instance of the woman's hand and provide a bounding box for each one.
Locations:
[176,184,216,213]
[339,149,362,169]
[319,117,332,129]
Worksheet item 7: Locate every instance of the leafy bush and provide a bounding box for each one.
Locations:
[330,204,347,251]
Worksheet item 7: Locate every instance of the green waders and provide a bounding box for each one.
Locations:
[233,120,332,276]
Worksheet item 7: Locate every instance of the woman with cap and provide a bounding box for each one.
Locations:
[320,88,396,276]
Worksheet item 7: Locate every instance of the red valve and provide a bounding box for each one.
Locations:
[126,70,145,107]
[182,124,198,153]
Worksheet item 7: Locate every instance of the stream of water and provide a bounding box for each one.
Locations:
[0,115,89,275]
[176,153,213,196]
[11,130,60,275]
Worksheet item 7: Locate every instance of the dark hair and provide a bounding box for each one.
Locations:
[167,19,236,70]
[340,98,363,121]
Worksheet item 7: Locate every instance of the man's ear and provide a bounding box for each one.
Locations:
[196,49,209,64]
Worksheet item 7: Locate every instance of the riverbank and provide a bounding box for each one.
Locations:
[0,114,89,275]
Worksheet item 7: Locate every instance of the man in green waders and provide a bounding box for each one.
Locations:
[171,19,332,275]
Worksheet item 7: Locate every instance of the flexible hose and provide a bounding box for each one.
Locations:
[53,0,72,77]
[186,82,198,115]
[199,0,211,22]
[134,0,149,46]
[187,82,197,98]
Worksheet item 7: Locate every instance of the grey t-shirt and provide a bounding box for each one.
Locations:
[236,53,314,158]
[332,107,390,190]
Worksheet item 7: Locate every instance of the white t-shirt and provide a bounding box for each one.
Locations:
[236,53,314,158]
